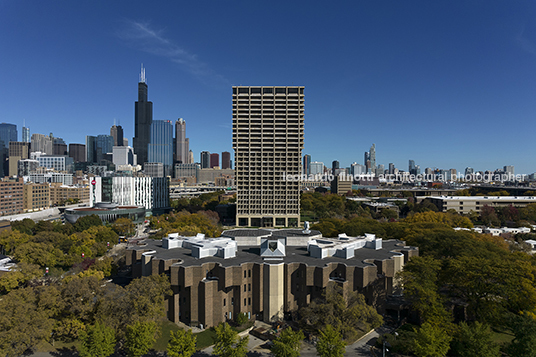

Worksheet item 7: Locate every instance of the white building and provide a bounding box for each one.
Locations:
[26,172,73,185]
[310,161,325,175]
[113,146,137,166]
[37,155,74,173]
[90,176,169,211]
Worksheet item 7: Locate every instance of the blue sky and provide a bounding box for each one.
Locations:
[2,1,536,174]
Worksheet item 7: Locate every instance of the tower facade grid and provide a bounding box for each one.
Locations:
[233,86,304,227]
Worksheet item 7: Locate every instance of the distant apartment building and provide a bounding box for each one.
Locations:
[0,177,23,216]
[425,196,536,214]
[37,155,74,173]
[145,162,164,177]
[331,174,353,195]
[31,134,53,155]
[49,183,89,206]
[197,168,235,184]
[113,146,137,166]
[23,183,50,212]
[28,172,73,186]
[233,86,304,227]
[8,141,30,177]
[174,163,200,180]
[310,161,325,176]
[68,143,86,163]
[18,159,39,177]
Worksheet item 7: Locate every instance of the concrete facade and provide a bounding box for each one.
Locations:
[126,230,418,328]
[425,195,536,214]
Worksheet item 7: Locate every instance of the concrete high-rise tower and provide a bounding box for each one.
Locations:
[133,65,153,167]
[175,118,188,163]
[233,86,304,227]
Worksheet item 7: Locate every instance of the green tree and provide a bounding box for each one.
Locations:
[450,321,500,357]
[0,262,42,293]
[213,322,249,357]
[112,217,135,236]
[0,287,55,357]
[507,313,536,357]
[167,329,196,357]
[73,214,103,232]
[271,327,304,357]
[299,283,382,341]
[413,322,452,357]
[316,325,346,357]
[78,322,116,357]
[124,321,159,357]
[235,312,248,326]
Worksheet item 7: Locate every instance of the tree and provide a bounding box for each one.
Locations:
[316,325,346,357]
[73,214,103,232]
[78,322,116,357]
[124,321,159,357]
[0,262,41,293]
[112,217,135,236]
[235,312,248,326]
[271,327,304,357]
[213,322,249,357]
[167,329,196,357]
[450,321,500,357]
[507,313,536,357]
[413,322,452,357]
[299,283,382,341]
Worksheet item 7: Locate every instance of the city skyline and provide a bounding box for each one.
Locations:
[2,1,536,173]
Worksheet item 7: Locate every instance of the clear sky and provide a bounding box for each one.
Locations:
[2,1,536,174]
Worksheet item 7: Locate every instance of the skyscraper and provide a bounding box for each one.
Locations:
[69,143,86,163]
[369,144,376,172]
[222,151,231,169]
[303,154,311,175]
[175,118,189,164]
[133,65,153,167]
[148,120,173,176]
[0,123,17,149]
[200,151,210,169]
[233,86,304,227]
[110,125,124,147]
[210,153,219,168]
[22,126,30,143]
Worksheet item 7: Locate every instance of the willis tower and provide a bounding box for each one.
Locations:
[133,64,153,167]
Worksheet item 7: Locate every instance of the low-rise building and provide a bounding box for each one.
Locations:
[425,196,536,214]
[23,182,50,212]
[0,177,23,216]
[126,228,418,328]
[49,183,90,206]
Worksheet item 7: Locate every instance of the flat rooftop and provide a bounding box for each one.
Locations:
[130,238,413,268]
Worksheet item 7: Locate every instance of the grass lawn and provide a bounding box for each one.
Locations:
[491,326,514,345]
[153,319,182,351]
[195,327,218,350]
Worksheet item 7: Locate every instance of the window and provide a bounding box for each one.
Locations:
[248,283,251,291]
[223,298,226,307]
[231,298,234,305]
[244,284,247,292]
[244,298,247,306]
[244,270,247,278]
[248,297,251,305]
[248,269,251,278]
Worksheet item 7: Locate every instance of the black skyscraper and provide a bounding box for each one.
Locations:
[133,65,153,166]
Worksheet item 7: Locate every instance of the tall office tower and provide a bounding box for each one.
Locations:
[133,65,153,167]
[364,151,370,173]
[86,136,96,163]
[0,123,17,149]
[504,165,515,176]
[369,144,376,172]
[22,126,30,143]
[210,153,219,168]
[148,120,173,176]
[332,160,339,173]
[96,135,114,163]
[221,151,231,169]
[388,163,395,175]
[200,151,210,169]
[465,167,474,176]
[409,160,416,175]
[110,125,124,147]
[175,118,189,163]
[188,150,194,165]
[31,133,53,154]
[303,154,311,175]
[53,143,68,155]
[233,86,304,227]
[69,143,86,163]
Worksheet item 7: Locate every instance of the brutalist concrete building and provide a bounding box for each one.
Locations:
[126,228,418,328]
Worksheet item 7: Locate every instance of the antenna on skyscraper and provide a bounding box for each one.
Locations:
[140,63,146,83]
